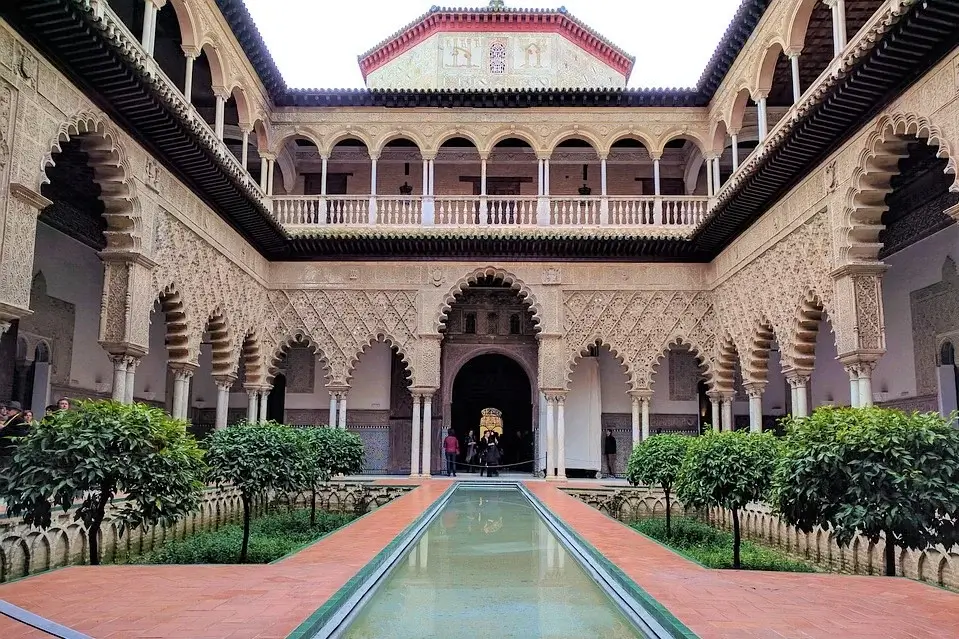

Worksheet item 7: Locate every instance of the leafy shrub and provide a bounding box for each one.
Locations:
[632,517,814,572]
[141,509,355,564]
[295,427,364,526]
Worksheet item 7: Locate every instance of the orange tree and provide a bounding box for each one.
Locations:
[626,434,691,538]
[772,407,959,576]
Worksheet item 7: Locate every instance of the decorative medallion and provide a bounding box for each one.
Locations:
[543,266,561,285]
[430,268,445,287]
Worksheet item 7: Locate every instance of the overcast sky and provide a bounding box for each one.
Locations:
[242,0,744,89]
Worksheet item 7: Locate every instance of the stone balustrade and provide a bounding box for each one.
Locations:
[562,486,959,591]
[0,482,412,583]
[272,194,710,233]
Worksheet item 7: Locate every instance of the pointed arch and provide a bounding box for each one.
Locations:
[41,112,142,252]
[346,333,414,384]
[267,332,330,384]
[843,113,958,263]
[154,283,190,365]
[434,267,543,333]
[564,337,636,391]
[649,335,713,391]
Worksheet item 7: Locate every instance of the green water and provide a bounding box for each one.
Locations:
[342,487,642,639]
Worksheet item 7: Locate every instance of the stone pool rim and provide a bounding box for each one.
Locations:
[286,481,697,639]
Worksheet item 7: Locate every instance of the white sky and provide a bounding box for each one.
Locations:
[242,0,744,89]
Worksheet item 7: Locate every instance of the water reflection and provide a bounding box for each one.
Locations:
[342,488,642,639]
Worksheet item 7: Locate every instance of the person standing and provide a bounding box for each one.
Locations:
[603,429,618,478]
[485,437,500,477]
[56,397,71,412]
[443,428,460,477]
[465,431,477,470]
[0,401,29,467]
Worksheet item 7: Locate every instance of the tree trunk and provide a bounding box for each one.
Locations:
[732,507,741,569]
[240,493,252,563]
[310,486,317,527]
[664,486,671,538]
[884,531,896,576]
[88,491,109,566]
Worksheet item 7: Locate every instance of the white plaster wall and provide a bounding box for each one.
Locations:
[648,351,702,415]
[347,341,392,410]
[565,357,601,471]
[31,224,111,392]
[599,348,630,413]
[809,320,850,407]
[134,310,169,400]
[873,224,959,400]
[760,348,789,416]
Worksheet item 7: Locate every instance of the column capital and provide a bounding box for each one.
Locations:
[213,374,237,391]
[181,44,199,59]
[784,370,811,388]
[742,381,766,398]
[628,389,654,401]
[830,262,889,279]
[647,150,663,161]
[543,390,567,402]
[258,151,277,162]
[841,358,877,377]
[326,383,350,393]
[421,153,437,162]
[410,386,438,399]
[785,46,803,58]
[170,362,198,380]
[753,90,769,101]
[822,0,843,7]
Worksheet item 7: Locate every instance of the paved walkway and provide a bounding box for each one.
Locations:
[0,481,450,639]
[2,478,958,638]
[527,482,959,639]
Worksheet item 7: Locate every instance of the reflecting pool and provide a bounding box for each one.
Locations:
[341,487,643,639]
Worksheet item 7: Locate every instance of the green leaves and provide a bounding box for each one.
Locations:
[295,426,365,486]
[626,434,691,491]
[675,430,779,511]
[0,400,205,564]
[771,407,959,564]
[205,420,306,497]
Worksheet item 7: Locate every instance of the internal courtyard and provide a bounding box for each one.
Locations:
[2,0,959,637]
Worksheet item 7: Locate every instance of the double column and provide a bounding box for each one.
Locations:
[743,382,765,433]
[824,0,848,56]
[139,0,164,57]
[409,388,436,477]
[212,375,236,430]
[422,155,436,224]
[785,371,811,417]
[327,386,349,429]
[109,353,143,404]
[628,390,653,446]
[243,384,272,423]
[543,391,566,481]
[170,363,197,421]
[843,361,876,408]
[707,390,735,431]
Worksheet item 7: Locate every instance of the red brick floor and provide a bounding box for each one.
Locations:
[527,482,959,639]
[0,481,452,639]
[3,479,959,638]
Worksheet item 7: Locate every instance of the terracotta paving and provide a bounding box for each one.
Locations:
[0,480,452,639]
[526,481,959,639]
[3,478,959,638]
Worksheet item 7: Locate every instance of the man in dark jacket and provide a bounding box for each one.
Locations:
[603,429,617,478]
[0,401,29,465]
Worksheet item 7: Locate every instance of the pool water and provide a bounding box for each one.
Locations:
[341,487,643,639]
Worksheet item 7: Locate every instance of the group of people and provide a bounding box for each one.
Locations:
[0,398,71,465]
[441,429,503,477]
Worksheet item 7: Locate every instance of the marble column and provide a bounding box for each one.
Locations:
[214,94,226,141]
[410,393,422,477]
[110,355,129,403]
[213,376,234,430]
[240,128,250,171]
[721,394,734,431]
[744,382,764,433]
[328,392,338,427]
[858,365,874,407]
[710,394,721,432]
[183,52,196,102]
[712,157,721,191]
[369,156,378,224]
[124,357,139,404]
[825,0,848,56]
[730,133,739,172]
[641,396,651,440]
[787,373,811,417]
[171,365,196,421]
[789,52,802,103]
[756,94,769,141]
[545,394,555,478]
[141,0,156,54]
[629,394,640,446]
[705,155,716,196]
[245,387,258,422]
[338,392,348,429]
[421,393,433,477]
[653,156,662,195]
[258,388,270,423]
[555,393,567,480]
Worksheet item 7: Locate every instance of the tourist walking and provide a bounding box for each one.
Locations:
[465,431,477,470]
[485,438,501,477]
[443,428,460,477]
[603,429,617,478]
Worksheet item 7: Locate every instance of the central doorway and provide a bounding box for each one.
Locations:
[451,354,534,472]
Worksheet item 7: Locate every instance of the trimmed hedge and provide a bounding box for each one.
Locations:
[137,509,355,564]
[632,517,815,572]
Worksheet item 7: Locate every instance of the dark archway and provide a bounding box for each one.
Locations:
[451,354,533,472]
[267,373,286,423]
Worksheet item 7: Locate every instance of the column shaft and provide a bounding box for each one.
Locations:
[789,54,802,103]
[246,390,258,422]
[328,393,338,426]
[111,356,127,402]
[421,159,429,196]
[731,134,739,172]
[757,97,768,140]
[545,397,555,477]
[848,367,860,408]
[710,398,720,432]
[338,394,348,429]
[600,158,607,197]
[712,157,721,191]
[240,129,250,171]
[214,383,230,430]
[556,397,566,480]
[214,95,225,141]
[183,55,195,102]
[630,397,640,447]
[410,394,422,477]
[480,159,487,196]
[321,157,328,195]
[721,398,733,431]
[653,158,661,195]
[267,159,275,195]
[641,398,651,440]
[258,391,269,423]
[421,395,433,477]
[124,359,137,404]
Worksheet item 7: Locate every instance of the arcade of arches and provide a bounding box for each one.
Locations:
[3,4,959,480]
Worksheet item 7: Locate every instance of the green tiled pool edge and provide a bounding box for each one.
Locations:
[285,483,457,639]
